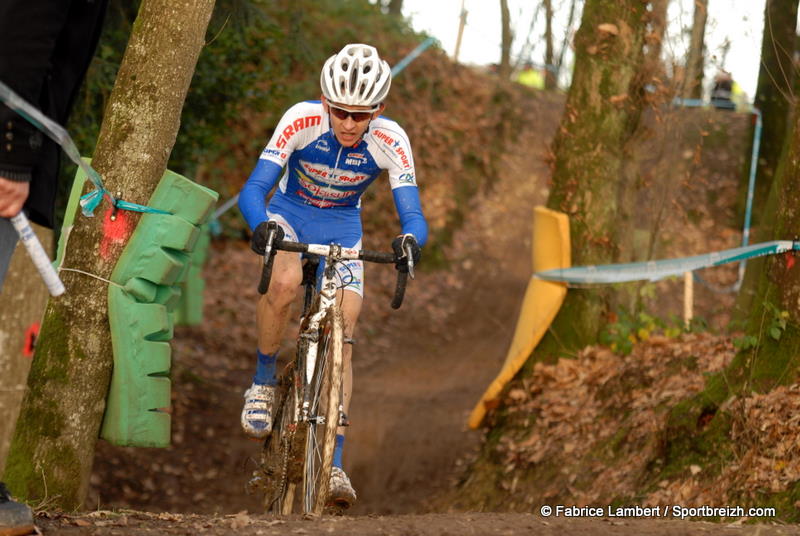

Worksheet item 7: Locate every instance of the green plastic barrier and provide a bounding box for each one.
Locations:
[173,225,211,326]
[97,169,217,447]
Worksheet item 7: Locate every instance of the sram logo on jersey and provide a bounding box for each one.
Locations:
[276,115,322,148]
[373,130,411,170]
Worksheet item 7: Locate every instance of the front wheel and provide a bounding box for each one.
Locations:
[303,308,344,515]
[261,369,304,514]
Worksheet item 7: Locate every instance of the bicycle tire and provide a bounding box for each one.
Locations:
[261,369,305,514]
[303,307,344,515]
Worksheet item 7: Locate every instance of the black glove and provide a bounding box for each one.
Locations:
[251,220,285,255]
[391,234,421,272]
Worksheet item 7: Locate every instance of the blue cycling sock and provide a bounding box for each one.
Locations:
[254,350,278,386]
[333,434,345,469]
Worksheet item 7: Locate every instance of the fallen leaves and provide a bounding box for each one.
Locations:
[492,333,737,506]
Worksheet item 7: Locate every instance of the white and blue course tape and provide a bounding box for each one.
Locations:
[0,80,169,217]
[536,240,799,285]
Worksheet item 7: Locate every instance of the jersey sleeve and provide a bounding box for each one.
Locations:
[238,159,283,231]
[369,121,428,246]
[238,102,323,230]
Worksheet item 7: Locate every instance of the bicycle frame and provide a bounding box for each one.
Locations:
[298,245,351,424]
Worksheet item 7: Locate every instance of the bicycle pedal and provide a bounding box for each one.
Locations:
[344,337,356,345]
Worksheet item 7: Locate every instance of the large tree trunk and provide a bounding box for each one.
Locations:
[543,0,556,90]
[499,0,513,80]
[0,224,52,472]
[682,0,708,99]
[537,0,650,356]
[751,0,798,222]
[740,113,800,392]
[733,0,798,319]
[1,0,215,509]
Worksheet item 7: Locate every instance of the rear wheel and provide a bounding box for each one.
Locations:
[303,308,344,515]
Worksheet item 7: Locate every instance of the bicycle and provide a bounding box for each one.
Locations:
[248,221,414,515]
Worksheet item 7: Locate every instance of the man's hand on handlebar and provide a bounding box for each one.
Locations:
[391,234,421,274]
[251,220,285,255]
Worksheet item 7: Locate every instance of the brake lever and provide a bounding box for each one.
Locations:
[404,242,415,280]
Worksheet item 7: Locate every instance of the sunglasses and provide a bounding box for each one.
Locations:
[327,104,377,122]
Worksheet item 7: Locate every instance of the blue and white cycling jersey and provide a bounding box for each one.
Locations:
[238,100,428,247]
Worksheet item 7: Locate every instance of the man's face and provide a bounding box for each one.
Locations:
[323,98,384,147]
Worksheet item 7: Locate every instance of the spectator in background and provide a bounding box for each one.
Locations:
[0,1,108,534]
[711,71,736,111]
[515,62,545,90]
[0,0,108,292]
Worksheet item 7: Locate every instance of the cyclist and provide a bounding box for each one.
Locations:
[237,43,427,507]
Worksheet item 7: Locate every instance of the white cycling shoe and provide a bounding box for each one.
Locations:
[241,383,276,439]
[328,467,357,509]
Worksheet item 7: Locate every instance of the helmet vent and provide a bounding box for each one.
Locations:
[349,69,359,93]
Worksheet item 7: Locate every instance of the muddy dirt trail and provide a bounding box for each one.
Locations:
[35,510,800,535]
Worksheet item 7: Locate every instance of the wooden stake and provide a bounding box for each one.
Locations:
[684,271,694,329]
[453,0,467,62]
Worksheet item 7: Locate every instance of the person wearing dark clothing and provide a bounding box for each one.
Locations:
[711,70,736,111]
[0,0,108,290]
[0,1,108,532]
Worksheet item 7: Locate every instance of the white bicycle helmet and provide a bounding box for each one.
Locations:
[320,44,392,107]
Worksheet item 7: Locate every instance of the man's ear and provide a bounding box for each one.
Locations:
[374,103,386,118]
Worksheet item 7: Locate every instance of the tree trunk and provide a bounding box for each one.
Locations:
[741,114,800,392]
[539,0,650,355]
[499,0,513,79]
[543,0,556,90]
[733,0,798,320]
[682,0,708,99]
[0,224,52,473]
[387,0,402,16]
[752,0,799,221]
[2,0,215,509]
